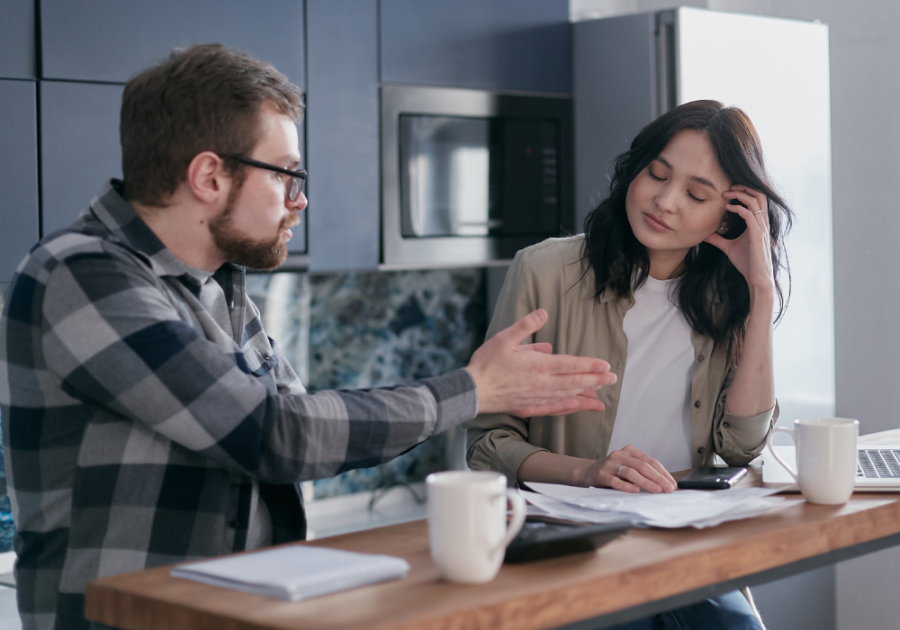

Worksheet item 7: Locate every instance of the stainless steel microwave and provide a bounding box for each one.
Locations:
[380,85,573,268]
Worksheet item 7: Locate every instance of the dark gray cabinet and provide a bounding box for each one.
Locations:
[0,0,36,79]
[40,82,124,236]
[0,80,40,280]
[380,0,571,93]
[40,0,305,88]
[305,0,379,271]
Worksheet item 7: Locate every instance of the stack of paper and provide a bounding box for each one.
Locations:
[522,482,797,529]
[171,545,410,601]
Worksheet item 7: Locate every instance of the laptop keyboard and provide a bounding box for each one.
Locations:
[857,449,900,478]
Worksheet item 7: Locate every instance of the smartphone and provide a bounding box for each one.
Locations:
[720,202,748,240]
[677,467,748,490]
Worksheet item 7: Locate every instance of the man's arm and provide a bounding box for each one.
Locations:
[41,253,614,484]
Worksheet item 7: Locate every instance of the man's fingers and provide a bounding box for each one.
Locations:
[518,342,553,355]
[492,309,548,347]
[511,394,606,418]
[547,371,617,391]
[541,353,611,375]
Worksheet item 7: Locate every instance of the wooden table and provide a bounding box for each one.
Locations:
[85,430,900,630]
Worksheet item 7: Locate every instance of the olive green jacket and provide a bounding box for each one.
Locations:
[465,236,777,487]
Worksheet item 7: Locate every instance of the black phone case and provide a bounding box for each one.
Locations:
[503,517,630,564]
[677,467,748,490]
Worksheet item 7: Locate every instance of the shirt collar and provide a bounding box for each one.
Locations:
[87,179,238,282]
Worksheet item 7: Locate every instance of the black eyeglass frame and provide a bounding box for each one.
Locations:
[219,154,307,201]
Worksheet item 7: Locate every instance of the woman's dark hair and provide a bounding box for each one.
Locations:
[582,100,792,361]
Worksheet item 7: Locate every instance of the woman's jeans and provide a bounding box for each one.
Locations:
[609,590,763,630]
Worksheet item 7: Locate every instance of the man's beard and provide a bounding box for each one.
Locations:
[209,189,299,271]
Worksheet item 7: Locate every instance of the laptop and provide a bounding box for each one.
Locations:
[762,444,900,491]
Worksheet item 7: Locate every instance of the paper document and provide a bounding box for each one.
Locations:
[523,482,795,529]
[171,545,410,601]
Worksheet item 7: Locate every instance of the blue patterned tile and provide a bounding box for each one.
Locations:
[248,268,486,499]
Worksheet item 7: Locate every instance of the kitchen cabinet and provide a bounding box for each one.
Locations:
[39,0,305,88]
[380,0,571,93]
[0,0,35,79]
[0,80,40,281]
[305,0,379,271]
[40,81,124,237]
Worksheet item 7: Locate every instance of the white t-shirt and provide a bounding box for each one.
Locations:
[606,276,695,472]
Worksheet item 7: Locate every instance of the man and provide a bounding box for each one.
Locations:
[0,44,615,629]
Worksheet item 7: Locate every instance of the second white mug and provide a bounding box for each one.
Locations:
[766,417,859,505]
[426,470,526,584]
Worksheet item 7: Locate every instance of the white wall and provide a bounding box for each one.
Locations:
[572,1,900,629]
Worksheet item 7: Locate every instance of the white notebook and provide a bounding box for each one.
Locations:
[171,545,411,601]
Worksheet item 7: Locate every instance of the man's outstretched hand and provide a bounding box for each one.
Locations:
[466,309,617,418]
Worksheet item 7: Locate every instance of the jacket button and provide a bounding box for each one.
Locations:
[698,354,705,362]
[228,519,240,529]
[723,421,730,428]
[694,400,701,408]
[698,447,705,454]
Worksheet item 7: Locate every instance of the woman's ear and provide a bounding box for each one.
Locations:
[717,217,730,234]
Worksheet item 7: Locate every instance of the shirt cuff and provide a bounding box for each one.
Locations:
[719,401,779,465]
[467,424,549,488]
[421,368,479,434]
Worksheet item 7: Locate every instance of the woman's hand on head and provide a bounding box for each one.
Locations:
[704,185,776,296]
[579,445,676,494]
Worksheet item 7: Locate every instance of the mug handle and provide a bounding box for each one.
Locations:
[767,427,799,483]
[495,489,527,553]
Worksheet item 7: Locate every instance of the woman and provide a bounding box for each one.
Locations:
[466,100,791,629]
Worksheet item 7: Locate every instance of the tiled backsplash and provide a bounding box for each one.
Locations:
[247,268,486,499]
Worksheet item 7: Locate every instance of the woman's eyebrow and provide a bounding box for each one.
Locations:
[655,156,720,192]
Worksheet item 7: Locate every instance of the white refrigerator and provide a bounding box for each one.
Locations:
[574,7,834,429]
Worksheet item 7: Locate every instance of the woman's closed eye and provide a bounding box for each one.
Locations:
[687,190,706,202]
[647,169,666,182]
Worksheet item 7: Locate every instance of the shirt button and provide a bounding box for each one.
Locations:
[698,355,705,362]
[698,447,705,454]
[694,400,701,408]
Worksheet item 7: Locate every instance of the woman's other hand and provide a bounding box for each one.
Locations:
[579,445,677,493]
[705,184,775,298]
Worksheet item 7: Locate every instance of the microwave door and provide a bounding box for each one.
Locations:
[400,115,491,238]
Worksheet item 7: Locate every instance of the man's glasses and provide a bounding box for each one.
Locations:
[220,155,307,201]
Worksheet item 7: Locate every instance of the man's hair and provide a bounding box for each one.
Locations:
[120,43,305,206]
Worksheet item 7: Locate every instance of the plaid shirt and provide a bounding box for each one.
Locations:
[0,180,478,630]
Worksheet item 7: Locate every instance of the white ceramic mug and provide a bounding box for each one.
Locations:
[426,470,526,584]
[766,417,859,505]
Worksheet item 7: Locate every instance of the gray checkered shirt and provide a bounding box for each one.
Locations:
[0,180,478,630]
